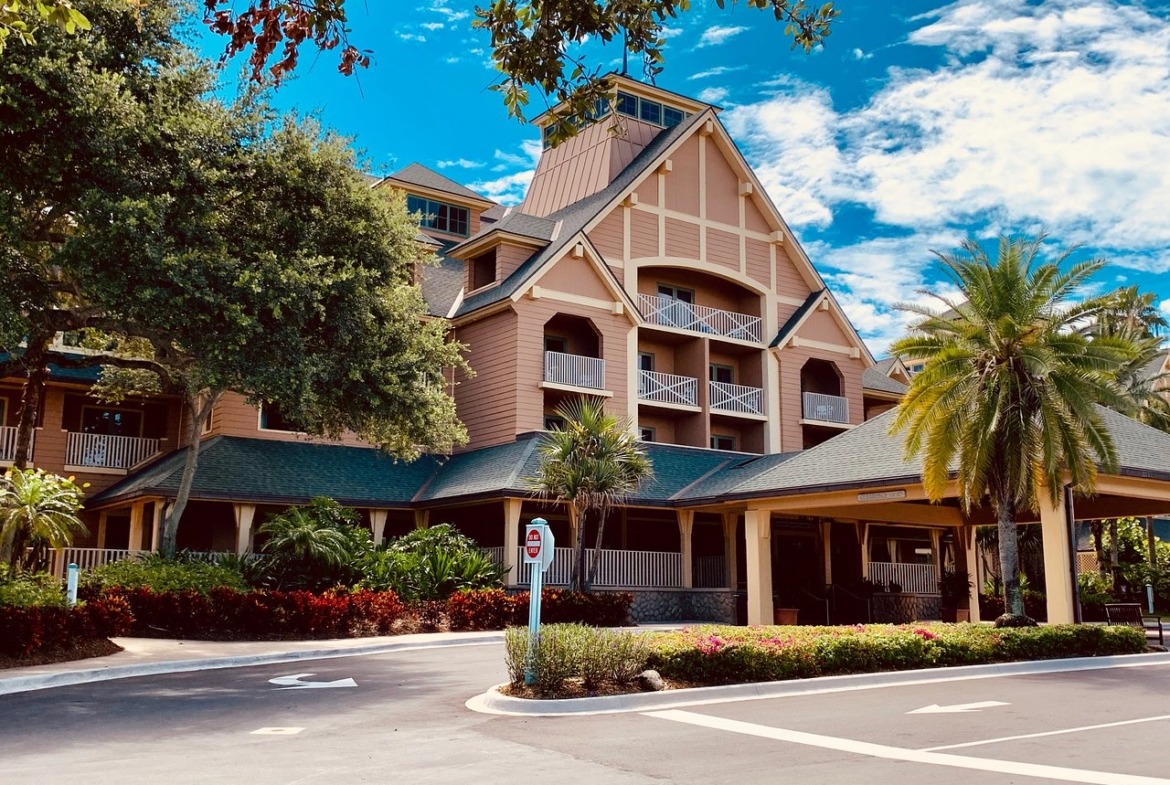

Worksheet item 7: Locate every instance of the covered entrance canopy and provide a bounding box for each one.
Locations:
[680,406,1170,625]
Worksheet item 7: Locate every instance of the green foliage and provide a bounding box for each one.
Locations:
[530,397,652,591]
[0,468,86,571]
[81,555,248,595]
[0,567,65,607]
[890,235,1140,616]
[257,498,371,592]
[643,623,1146,686]
[503,623,651,695]
[0,0,92,54]
[357,524,504,602]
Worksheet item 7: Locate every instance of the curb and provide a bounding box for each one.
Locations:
[0,633,505,697]
[465,651,1170,717]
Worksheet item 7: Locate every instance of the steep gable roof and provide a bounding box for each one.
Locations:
[862,367,908,395]
[384,163,494,205]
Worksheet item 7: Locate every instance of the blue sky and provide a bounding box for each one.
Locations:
[201,0,1170,353]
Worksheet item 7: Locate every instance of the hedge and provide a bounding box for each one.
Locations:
[645,623,1148,685]
[98,587,406,640]
[0,596,134,659]
[447,588,633,630]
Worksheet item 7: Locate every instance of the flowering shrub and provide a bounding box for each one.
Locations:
[447,588,633,631]
[645,623,1147,685]
[0,596,133,658]
[96,587,405,640]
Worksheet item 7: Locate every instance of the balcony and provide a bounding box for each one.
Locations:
[0,426,31,463]
[638,293,762,343]
[543,351,606,391]
[638,370,699,408]
[802,391,849,424]
[710,381,764,416]
[66,432,161,471]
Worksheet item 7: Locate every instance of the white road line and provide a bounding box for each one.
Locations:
[920,714,1170,752]
[250,727,304,735]
[643,709,1170,785]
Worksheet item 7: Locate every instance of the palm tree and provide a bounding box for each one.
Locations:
[890,235,1135,619]
[1087,286,1167,340]
[529,397,653,592]
[0,468,87,571]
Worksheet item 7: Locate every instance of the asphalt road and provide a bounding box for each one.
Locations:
[3,643,1170,785]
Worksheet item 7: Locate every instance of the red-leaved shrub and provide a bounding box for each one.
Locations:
[0,596,134,659]
[447,588,632,630]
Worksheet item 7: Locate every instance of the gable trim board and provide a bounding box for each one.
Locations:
[517,233,643,325]
[771,289,876,366]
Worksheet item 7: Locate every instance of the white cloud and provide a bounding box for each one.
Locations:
[696,86,729,104]
[398,33,427,43]
[698,25,747,47]
[1160,299,1170,320]
[421,22,444,31]
[436,158,484,169]
[474,141,543,204]
[445,56,461,64]
[724,0,1170,350]
[659,26,684,40]
[688,65,746,80]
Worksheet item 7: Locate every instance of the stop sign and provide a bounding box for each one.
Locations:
[525,527,543,560]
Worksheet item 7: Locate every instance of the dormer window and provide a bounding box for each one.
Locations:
[470,249,496,291]
[407,194,469,237]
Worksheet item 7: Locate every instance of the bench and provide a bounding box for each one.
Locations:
[1104,603,1164,646]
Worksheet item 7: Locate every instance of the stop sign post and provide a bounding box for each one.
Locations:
[523,518,554,685]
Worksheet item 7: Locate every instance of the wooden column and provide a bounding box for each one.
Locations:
[820,521,833,586]
[233,503,256,555]
[722,512,739,589]
[744,508,773,625]
[930,528,943,587]
[1040,486,1075,624]
[128,503,145,551]
[677,510,695,588]
[503,498,522,587]
[369,509,388,546]
[964,525,981,623]
[414,509,430,530]
[96,511,109,549]
[859,522,871,580]
[149,502,168,552]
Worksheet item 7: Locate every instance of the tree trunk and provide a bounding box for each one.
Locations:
[159,392,218,557]
[571,506,588,593]
[1091,520,1107,578]
[585,507,609,591]
[1109,519,1120,589]
[997,489,1024,617]
[13,330,53,470]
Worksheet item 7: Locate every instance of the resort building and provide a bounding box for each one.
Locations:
[10,76,1170,626]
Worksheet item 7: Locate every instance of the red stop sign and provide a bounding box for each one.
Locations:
[525,528,543,559]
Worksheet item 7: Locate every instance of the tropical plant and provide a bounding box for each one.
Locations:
[528,397,653,592]
[890,235,1137,621]
[0,468,86,571]
[358,524,505,601]
[257,497,371,591]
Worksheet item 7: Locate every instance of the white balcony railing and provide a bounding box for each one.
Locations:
[66,432,161,470]
[710,381,764,415]
[868,562,938,594]
[0,426,33,463]
[638,370,698,407]
[638,293,763,343]
[510,546,683,588]
[544,351,606,390]
[802,391,849,424]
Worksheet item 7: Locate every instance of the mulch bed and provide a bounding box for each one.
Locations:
[500,676,698,700]
[0,639,123,671]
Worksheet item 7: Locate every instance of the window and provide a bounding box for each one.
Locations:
[406,194,469,237]
[638,99,662,125]
[544,415,566,431]
[710,364,734,384]
[544,336,567,354]
[711,434,736,451]
[470,249,496,290]
[639,426,656,442]
[81,406,143,437]
[663,106,684,127]
[909,363,925,374]
[616,92,638,117]
[656,284,694,303]
[638,353,655,372]
[259,403,298,432]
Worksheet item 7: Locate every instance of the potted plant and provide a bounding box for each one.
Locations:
[939,569,972,622]
[773,593,799,625]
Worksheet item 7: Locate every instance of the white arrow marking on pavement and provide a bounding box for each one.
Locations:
[907,701,1010,715]
[268,673,357,690]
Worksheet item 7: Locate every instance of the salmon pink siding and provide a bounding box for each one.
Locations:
[663,136,701,216]
[453,310,521,449]
[629,211,659,258]
[537,253,614,301]
[664,218,700,259]
[493,242,537,285]
[744,197,771,234]
[703,143,741,227]
[745,239,771,290]
[207,392,370,447]
[588,210,625,266]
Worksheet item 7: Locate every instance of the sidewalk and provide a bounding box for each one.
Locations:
[0,630,505,696]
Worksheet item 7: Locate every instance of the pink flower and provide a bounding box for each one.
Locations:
[914,628,938,640]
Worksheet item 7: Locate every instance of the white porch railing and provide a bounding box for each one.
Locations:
[544,351,606,390]
[0,426,32,463]
[639,370,698,407]
[868,562,938,594]
[802,391,849,424]
[638,293,762,343]
[512,546,682,588]
[66,432,161,470]
[710,381,763,415]
[48,547,147,579]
